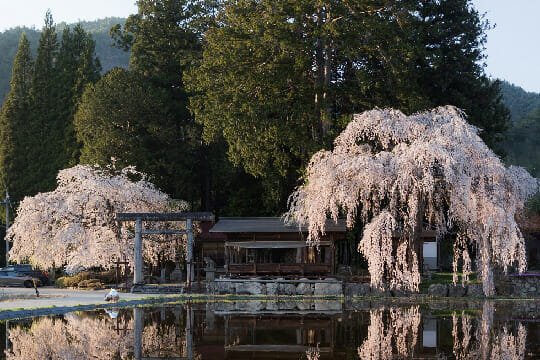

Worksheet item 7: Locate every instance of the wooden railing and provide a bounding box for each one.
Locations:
[227,263,331,275]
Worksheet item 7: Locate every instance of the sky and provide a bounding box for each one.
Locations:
[0,0,137,30]
[471,0,540,93]
[0,0,538,93]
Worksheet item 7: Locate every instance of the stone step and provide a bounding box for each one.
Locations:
[131,285,186,294]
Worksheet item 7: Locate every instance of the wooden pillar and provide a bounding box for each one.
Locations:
[225,245,229,274]
[330,236,335,275]
[134,219,143,285]
[186,218,194,285]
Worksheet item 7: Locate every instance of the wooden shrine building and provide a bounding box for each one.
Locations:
[208,217,347,277]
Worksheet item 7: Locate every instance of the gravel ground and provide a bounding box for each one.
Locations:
[0,286,150,310]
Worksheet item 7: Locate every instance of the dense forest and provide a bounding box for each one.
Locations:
[0,17,129,102]
[0,0,537,219]
[499,81,540,177]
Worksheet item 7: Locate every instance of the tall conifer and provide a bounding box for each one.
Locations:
[100,0,204,203]
[0,32,34,203]
[28,10,59,195]
[56,24,101,166]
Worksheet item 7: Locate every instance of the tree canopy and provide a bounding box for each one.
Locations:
[100,0,206,204]
[187,0,511,211]
[0,32,33,203]
[75,68,180,195]
[286,106,538,295]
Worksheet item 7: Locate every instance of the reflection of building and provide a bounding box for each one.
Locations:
[3,303,533,359]
[208,218,347,277]
[223,314,336,360]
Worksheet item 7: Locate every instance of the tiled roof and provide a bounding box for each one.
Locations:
[209,217,347,233]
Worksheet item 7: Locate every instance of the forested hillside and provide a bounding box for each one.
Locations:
[500,81,540,123]
[500,81,540,177]
[0,17,129,102]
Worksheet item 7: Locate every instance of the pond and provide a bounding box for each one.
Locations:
[0,299,538,359]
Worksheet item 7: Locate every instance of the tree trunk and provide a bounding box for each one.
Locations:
[412,198,425,275]
[199,146,211,211]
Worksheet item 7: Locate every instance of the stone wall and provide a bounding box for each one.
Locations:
[495,274,540,297]
[131,276,539,298]
[211,278,343,296]
[426,283,483,297]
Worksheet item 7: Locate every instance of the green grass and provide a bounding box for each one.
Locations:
[419,272,480,293]
[430,308,482,317]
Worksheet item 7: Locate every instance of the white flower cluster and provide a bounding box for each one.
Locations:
[8,165,188,273]
[287,106,539,294]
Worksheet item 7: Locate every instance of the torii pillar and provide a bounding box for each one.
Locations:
[116,212,214,289]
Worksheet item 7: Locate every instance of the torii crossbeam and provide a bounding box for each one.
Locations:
[115,212,214,288]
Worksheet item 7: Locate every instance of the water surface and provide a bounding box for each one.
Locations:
[0,299,538,359]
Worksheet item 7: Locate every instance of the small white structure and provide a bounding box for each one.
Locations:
[104,288,120,303]
[423,241,438,270]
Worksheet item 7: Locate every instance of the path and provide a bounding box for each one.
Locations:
[0,286,149,310]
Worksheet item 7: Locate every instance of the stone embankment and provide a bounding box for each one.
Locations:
[211,278,343,296]
[425,274,540,297]
[345,282,485,297]
[131,274,540,297]
[426,283,483,297]
[494,274,540,297]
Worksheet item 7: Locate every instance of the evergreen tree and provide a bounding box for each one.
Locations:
[187,0,510,212]
[411,0,509,149]
[186,0,420,211]
[0,32,34,203]
[103,0,205,205]
[56,24,101,166]
[75,68,174,189]
[27,10,59,195]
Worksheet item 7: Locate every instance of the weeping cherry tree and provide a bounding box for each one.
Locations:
[8,165,188,273]
[287,106,538,295]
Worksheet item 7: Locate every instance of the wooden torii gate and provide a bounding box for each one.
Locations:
[115,212,214,288]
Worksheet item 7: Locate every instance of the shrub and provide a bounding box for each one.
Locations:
[55,270,115,288]
[77,279,104,289]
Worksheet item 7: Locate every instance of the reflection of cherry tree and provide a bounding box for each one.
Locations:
[358,306,420,360]
[7,314,135,359]
[491,325,526,360]
[7,310,200,360]
[8,165,188,273]
[287,107,538,294]
[358,303,528,360]
[142,322,194,358]
[305,345,320,360]
[451,302,527,360]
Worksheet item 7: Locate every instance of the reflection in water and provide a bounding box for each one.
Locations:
[451,302,527,360]
[358,306,421,360]
[305,345,320,360]
[7,313,134,359]
[356,302,528,360]
[6,308,197,360]
[2,300,537,360]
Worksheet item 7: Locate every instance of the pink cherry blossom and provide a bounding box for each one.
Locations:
[8,165,188,273]
[287,106,538,295]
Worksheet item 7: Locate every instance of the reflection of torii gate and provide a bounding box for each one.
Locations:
[133,306,194,360]
[115,212,214,288]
